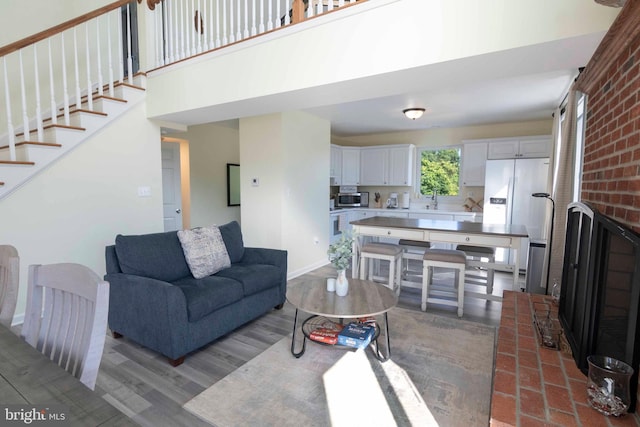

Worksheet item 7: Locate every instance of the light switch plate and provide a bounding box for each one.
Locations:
[137,186,151,197]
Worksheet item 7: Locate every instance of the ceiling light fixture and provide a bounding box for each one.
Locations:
[403,108,426,120]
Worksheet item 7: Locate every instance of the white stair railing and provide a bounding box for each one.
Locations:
[0,2,139,161]
[0,0,363,163]
[146,0,360,69]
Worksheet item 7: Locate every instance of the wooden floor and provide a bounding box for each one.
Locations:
[94,264,521,426]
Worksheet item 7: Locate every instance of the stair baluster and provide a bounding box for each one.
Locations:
[126,3,134,85]
[60,33,71,126]
[47,39,57,126]
[2,58,16,161]
[19,50,30,142]
[96,19,104,98]
[85,23,94,111]
[73,28,81,111]
[33,46,44,142]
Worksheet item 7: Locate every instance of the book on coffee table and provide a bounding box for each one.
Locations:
[309,327,341,345]
[337,322,375,349]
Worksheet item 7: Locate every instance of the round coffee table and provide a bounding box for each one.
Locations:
[286,277,398,361]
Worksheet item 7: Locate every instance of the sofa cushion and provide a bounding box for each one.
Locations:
[219,221,245,263]
[115,232,191,282]
[214,263,281,296]
[172,276,244,322]
[177,226,231,279]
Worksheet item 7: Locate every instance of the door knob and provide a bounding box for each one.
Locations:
[176,208,181,214]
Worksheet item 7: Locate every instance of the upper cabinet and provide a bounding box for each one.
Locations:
[330,145,342,185]
[487,136,552,159]
[341,147,361,185]
[461,142,488,186]
[388,145,414,186]
[360,144,414,186]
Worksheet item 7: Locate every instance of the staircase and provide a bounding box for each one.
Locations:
[0,77,145,199]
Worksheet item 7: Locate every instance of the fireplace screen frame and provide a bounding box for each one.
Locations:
[559,202,640,412]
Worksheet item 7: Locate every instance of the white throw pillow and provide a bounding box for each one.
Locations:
[177,225,231,279]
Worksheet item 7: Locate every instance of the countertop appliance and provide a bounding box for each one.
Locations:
[400,192,410,209]
[483,157,549,270]
[386,192,399,209]
[336,186,369,208]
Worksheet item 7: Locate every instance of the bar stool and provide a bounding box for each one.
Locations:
[456,245,495,294]
[422,248,467,317]
[398,239,431,283]
[359,242,403,295]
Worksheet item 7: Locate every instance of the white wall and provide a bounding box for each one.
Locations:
[0,0,114,47]
[173,123,241,228]
[240,112,330,277]
[0,102,163,321]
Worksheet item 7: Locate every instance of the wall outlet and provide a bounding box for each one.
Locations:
[313,236,319,245]
[467,191,474,197]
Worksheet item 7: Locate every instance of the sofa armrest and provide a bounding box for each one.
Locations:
[240,248,288,302]
[105,273,189,358]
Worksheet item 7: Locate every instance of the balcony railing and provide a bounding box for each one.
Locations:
[146,0,360,69]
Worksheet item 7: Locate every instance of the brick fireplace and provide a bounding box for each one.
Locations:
[490,291,640,426]
[577,0,640,232]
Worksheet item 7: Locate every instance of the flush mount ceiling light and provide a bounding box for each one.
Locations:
[403,108,426,120]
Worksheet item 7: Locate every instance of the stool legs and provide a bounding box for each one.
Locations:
[421,263,431,311]
[359,252,402,294]
[456,268,464,317]
[421,260,465,318]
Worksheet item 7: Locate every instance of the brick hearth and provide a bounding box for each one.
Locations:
[490,291,640,426]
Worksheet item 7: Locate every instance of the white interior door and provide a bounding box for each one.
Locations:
[161,142,182,231]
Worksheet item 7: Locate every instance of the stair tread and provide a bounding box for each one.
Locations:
[15,123,86,137]
[44,109,108,123]
[103,81,145,92]
[0,141,62,149]
[0,160,35,165]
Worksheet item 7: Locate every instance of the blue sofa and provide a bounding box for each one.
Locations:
[105,221,287,366]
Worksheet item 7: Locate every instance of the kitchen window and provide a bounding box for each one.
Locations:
[415,146,461,198]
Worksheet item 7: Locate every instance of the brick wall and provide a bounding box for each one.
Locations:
[581,31,640,233]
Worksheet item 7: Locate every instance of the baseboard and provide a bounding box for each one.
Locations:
[11,312,24,327]
[287,260,330,281]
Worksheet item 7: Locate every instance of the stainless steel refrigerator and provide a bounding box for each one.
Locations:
[483,158,550,271]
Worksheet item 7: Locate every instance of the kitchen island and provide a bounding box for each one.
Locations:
[350,216,528,296]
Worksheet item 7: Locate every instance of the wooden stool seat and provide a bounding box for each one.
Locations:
[422,249,467,317]
[359,243,403,295]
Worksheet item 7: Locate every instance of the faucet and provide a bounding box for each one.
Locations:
[432,189,438,210]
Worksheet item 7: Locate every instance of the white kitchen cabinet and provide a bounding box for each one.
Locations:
[330,145,342,184]
[360,147,387,185]
[461,142,488,186]
[341,148,360,185]
[388,145,414,185]
[359,144,414,186]
[487,136,551,159]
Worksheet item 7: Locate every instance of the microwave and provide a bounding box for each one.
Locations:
[336,192,369,208]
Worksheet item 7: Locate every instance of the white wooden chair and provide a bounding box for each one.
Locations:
[21,263,109,390]
[0,245,19,328]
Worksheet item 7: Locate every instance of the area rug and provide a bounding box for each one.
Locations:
[183,307,496,427]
